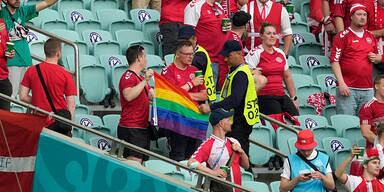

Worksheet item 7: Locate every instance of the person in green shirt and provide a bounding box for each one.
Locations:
[1,0,59,97]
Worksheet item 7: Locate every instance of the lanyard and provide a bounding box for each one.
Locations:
[212,138,227,169]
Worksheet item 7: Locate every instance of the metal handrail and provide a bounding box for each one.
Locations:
[26,24,80,97]
[0,93,256,192]
[260,113,300,135]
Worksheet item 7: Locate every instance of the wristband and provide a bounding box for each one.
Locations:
[186,81,194,90]
[189,161,199,169]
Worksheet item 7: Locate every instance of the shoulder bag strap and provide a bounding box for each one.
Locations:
[36,64,57,114]
[127,70,148,96]
[296,151,320,172]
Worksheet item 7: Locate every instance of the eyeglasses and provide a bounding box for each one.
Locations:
[178,51,194,57]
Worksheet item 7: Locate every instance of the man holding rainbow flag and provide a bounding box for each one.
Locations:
[199,40,260,156]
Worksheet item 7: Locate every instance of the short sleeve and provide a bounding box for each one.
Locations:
[20,67,32,88]
[359,103,373,125]
[280,7,292,36]
[191,140,212,163]
[245,49,260,69]
[184,2,201,27]
[281,158,291,179]
[330,32,345,63]
[21,5,37,21]
[120,72,139,93]
[333,2,346,18]
[344,175,363,191]
[64,71,77,96]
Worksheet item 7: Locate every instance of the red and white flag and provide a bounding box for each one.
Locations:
[0,110,46,192]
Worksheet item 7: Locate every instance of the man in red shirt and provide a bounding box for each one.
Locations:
[118,45,154,163]
[159,0,190,56]
[188,108,249,192]
[241,0,292,56]
[330,4,382,116]
[19,38,76,135]
[184,0,230,91]
[161,40,207,161]
[360,75,384,149]
[0,6,15,110]
[333,0,374,33]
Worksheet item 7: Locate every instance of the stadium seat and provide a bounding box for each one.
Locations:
[110,20,136,38]
[276,127,300,155]
[51,29,81,41]
[146,54,164,74]
[299,104,317,115]
[270,181,280,192]
[66,54,100,73]
[58,0,85,11]
[96,9,129,30]
[29,42,45,64]
[294,42,323,62]
[144,160,187,181]
[94,41,121,56]
[81,30,115,55]
[80,63,111,103]
[334,148,351,172]
[89,136,112,151]
[61,9,94,30]
[311,126,337,149]
[322,137,352,168]
[310,66,332,81]
[316,74,336,92]
[75,20,102,33]
[298,55,330,75]
[291,74,314,88]
[72,137,86,143]
[242,181,270,192]
[293,0,310,14]
[115,29,155,54]
[291,12,302,23]
[300,1,310,22]
[322,104,336,123]
[99,54,128,86]
[10,103,27,113]
[291,21,309,33]
[291,32,317,56]
[289,65,304,74]
[164,54,174,66]
[298,115,329,129]
[296,84,323,105]
[249,125,274,165]
[330,114,360,137]
[102,114,120,137]
[287,55,298,66]
[342,126,364,146]
[75,104,90,115]
[90,0,119,11]
[41,19,68,31]
[240,167,254,181]
[130,8,160,30]
[111,64,128,99]
[62,41,89,63]
[29,9,61,28]
[357,138,366,148]
[287,137,297,154]
[74,114,104,139]
[142,20,161,56]
[27,31,47,44]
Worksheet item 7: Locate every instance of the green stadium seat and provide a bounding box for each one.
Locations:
[249,125,274,165]
[144,160,187,181]
[291,32,317,57]
[61,9,94,30]
[75,104,90,115]
[334,148,351,173]
[287,137,297,154]
[289,65,304,74]
[299,104,317,115]
[310,66,332,83]
[291,12,302,23]
[146,54,164,74]
[298,115,329,129]
[322,104,336,123]
[89,136,112,151]
[30,9,61,27]
[61,41,89,63]
[316,74,336,92]
[99,54,128,86]
[342,126,364,146]
[27,31,47,44]
[291,74,314,88]
[322,137,352,169]
[10,103,27,113]
[51,29,81,41]
[330,114,360,137]
[111,64,128,99]
[240,167,254,181]
[242,181,270,192]
[291,21,309,33]
[295,43,323,63]
[58,0,85,11]
[299,54,330,75]
[90,0,118,11]
[94,41,121,56]
[300,1,310,22]
[66,54,100,73]
[293,0,309,14]
[130,8,160,30]
[81,30,115,55]
[142,20,161,56]
[74,114,104,139]
[296,84,322,105]
[80,64,111,103]
[164,54,175,66]
[312,126,337,149]
[29,41,45,64]
[102,114,120,137]
[270,181,280,192]
[276,127,300,155]
[41,19,68,30]
[75,20,102,33]
[287,55,298,66]
[96,9,128,30]
[110,20,136,38]
[115,29,154,54]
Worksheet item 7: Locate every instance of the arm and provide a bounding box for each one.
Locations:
[280,176,309,192]
[189,89,208,101]
[237,0,248,8]
[368,52,383,64]
[331,62,350,97]
[66,95,75,121]
[283,69,298,108]
[311,171,335,190]
[370,29,384,38]
[322,0,336,34]
[282,35,292,56]
[36,0,59,12]
[361,124,376,144]
[122,70,154,102]
[231,143,249,169]
[322,0,330,17]
[19,85,32,104]
[335,146,359,184]
[148,88,155,102]
[187,158,227,178]
[334,17,344,33]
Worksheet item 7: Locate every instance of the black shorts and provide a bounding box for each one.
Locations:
[258,95,299,116]
[117,126,150,160]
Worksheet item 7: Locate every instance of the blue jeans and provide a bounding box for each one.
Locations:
[336,88,374,116]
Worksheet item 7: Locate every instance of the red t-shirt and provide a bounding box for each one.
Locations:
[161,63,206,93]
[333,0,375,29]
[191,136,242,192]
[245,45,288,96]
[369,2,384,54]
[21,62,77,126]
[118,70,151,128]
[330,28,377,89]
[159,0,189,25]
[0,19,9,79]
[184,0,228,63]
[221,0,238,18]
[359,97,384,148]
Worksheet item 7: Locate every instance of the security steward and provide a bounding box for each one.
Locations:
[199,40,259,156]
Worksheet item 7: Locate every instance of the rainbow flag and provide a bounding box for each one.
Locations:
[152,72,209,140]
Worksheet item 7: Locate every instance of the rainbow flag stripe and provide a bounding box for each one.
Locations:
[153,73,209,140]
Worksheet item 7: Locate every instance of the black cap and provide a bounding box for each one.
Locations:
[178,26,195,39]
[232,11,251,27]
[218,40,242,57]
[209,108,234,126]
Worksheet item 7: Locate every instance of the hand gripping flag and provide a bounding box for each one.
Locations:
[0,110,46,192]
[152,72,209,140]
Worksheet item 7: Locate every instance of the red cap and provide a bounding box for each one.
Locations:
[295,130,317,150]
[350,3,367,15]
[364,148,380,164]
